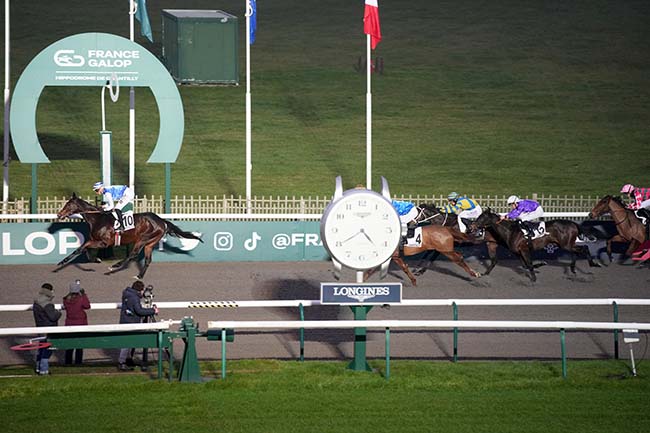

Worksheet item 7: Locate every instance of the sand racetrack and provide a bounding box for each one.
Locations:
[1,245,649,367]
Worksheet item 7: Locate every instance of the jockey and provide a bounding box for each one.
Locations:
[620,184,650,215]
[440,192,482,233]
[503,195,544,238]
[93,181,135,232]
[392,200,418,239]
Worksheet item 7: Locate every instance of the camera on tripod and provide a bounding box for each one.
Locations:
[141,284,155,308]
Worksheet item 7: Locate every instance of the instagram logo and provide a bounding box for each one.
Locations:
[213,232,234,251]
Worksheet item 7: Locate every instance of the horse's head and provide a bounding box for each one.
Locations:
[588,195,617,219]
[57,193,96,219]
[473,208,500,229]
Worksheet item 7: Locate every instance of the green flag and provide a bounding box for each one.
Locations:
[134,0,153,42]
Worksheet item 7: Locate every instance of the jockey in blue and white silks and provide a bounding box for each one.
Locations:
[391,200,418,225]
[93,182,135,231]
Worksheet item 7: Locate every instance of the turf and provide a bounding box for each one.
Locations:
[1,0,649,198]
[0,360,648,433]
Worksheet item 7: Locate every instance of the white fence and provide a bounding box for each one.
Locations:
[0,193,605,222]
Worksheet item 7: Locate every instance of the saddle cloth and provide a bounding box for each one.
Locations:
[519,221,547,240]
[405,227,423,247]
[113,210,136,231]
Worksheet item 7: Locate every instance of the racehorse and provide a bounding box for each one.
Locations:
[588,195,648,262]
[473,209,600,281]
[366,224,481,285]
[411,202,499,275]
[55,193,203,279]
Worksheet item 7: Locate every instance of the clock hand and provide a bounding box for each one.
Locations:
[341,230,362,244]
[360,228,375,245]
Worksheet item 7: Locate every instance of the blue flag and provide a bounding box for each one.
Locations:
[134,0,153,43]
[249,0,257,44]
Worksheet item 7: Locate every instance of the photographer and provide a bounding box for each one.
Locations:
[117,280,158,371]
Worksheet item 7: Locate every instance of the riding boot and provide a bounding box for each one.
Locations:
[113,209,124,232]
[406,224,416,239]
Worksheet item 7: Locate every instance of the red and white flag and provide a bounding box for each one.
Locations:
[364,0,382,49]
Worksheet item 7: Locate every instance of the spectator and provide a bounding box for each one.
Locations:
[118,280,158,371]
[32,283,61,375]
[62,280,91,365]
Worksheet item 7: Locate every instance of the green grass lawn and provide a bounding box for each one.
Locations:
[1,0,649,198]
[1,360,648,433]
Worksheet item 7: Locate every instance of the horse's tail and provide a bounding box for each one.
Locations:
[165,220,204,242]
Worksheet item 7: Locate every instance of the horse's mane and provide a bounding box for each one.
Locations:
[608,195,626,208]
[68,194,101,211]
[419,202,440,212]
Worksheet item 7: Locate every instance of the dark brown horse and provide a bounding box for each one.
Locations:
[588,195,648,262]
[55,194,203,279]
[367,224,481,285]
[473,209,600,281]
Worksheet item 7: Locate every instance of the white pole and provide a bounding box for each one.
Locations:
[245,0,252,213]
[366,34,372,190]
[128,0,135,191]
[3,0,10,212]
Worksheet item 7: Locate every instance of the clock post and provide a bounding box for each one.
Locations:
[319,176,404,372]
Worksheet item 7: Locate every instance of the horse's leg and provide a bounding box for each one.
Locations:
[624,239,641,259]
[136,241,158,279]
[108,242,145,273]
[440,250,481,278]
[483,242,498,275]
[606,234,626,263]
[413,250,441,276]
[54,240,106,270]
[518,248,536,282]
[393,256,418,286]
[572,244,601,268]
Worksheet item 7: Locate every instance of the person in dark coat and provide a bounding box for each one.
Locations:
[118,280,158,371]
[32,283,61,375]
[62,280,91,365]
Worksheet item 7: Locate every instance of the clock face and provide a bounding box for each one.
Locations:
[321,189,402,270]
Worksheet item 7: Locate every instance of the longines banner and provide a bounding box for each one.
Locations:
[0,222,330,265]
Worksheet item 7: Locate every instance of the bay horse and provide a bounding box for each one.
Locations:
[588,195,648,262]
[366,224,481,285]
[55,194,203,279]
[411,203,499,275]
[473,209,600,282]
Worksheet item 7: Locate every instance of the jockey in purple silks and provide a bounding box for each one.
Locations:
[503,195,544,239]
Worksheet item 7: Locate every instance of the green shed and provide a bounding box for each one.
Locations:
[162,9,239,84]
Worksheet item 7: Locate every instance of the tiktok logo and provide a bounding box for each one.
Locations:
[244,232,262,251]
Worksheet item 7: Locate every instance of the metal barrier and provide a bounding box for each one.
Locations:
[3,298,649,362]
[206,319,650,380]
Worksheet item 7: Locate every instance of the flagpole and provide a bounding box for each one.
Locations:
[3,0,10,211]
[245,0,252,213]
[128,0,136,192]
[366,34,372,190]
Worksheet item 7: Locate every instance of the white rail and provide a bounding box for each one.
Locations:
[0,321,171,336]
[0,212,590,221]
[2,298,650,312]
[207,319,650,331]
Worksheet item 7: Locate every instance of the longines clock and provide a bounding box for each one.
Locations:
[320,177,402,275]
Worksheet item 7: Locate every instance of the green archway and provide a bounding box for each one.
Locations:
[10,32,184,163]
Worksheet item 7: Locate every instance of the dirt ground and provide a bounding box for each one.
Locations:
[1,247,649,368]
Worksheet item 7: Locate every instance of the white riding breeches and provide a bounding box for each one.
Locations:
[114,189,135,210]
[516,206,544,222]
[400,207,419,224]
[457,205,482,233]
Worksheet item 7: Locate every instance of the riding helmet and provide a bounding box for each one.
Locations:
[92,181,104,191]
[447,192,459,200]
[506,195,520,205]
[620,184,634,194]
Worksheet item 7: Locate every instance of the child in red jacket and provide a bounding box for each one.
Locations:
[62,280,91,365]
